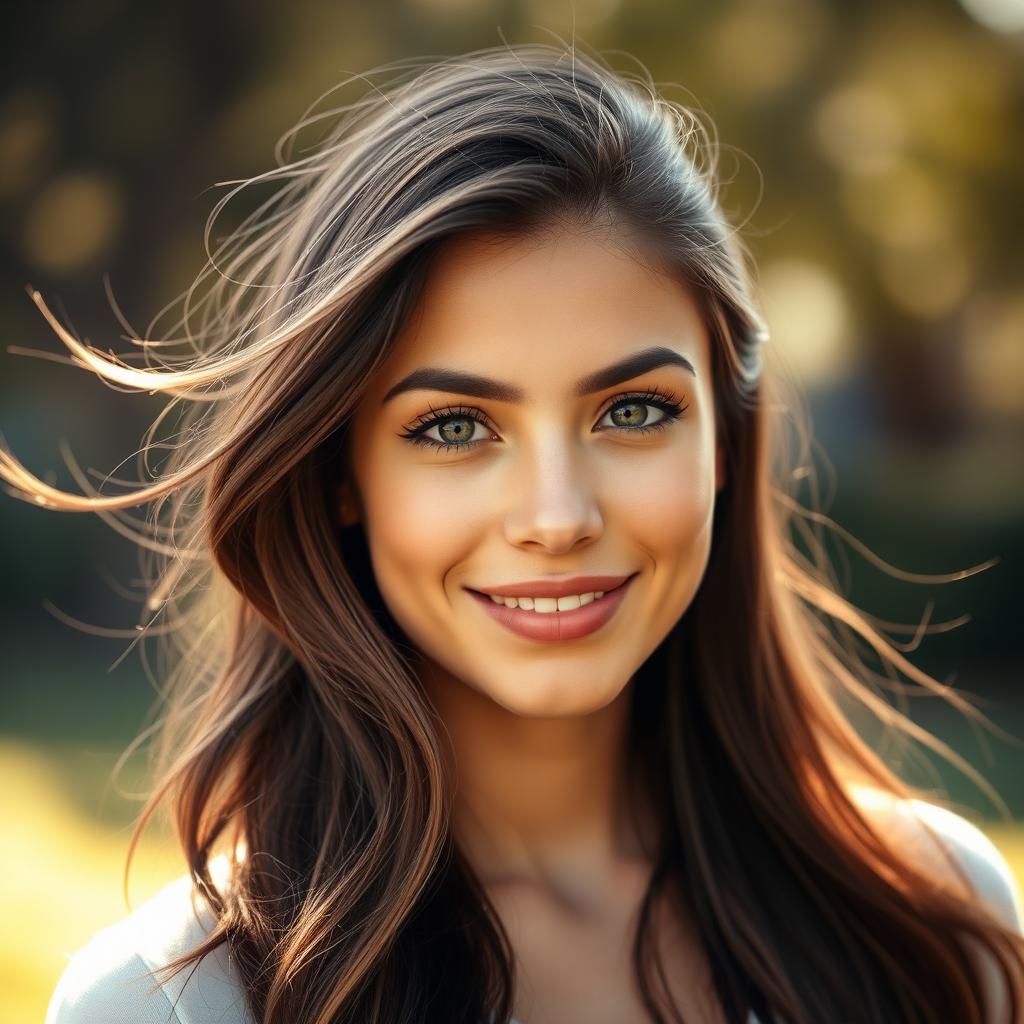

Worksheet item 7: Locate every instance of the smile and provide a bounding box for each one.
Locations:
[465,573,637,643]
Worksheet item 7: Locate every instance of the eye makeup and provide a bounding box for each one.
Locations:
[396,385,689,455]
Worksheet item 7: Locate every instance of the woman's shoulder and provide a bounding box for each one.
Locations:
[45,855,254,1024]
[850,784,1024,932]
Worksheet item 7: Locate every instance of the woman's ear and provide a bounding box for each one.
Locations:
[335,480,362,527]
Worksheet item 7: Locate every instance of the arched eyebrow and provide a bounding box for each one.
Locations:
[381,345,696,405]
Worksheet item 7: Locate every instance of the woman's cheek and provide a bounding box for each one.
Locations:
[371,470,469,573]
[618,439,714,544]
[360,486,456,655]
[361,468,483,630]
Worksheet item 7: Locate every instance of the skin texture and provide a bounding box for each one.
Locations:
[337,221,727,1022]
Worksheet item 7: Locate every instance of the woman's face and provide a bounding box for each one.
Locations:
[340,221,724,718]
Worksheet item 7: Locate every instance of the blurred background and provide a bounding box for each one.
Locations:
[1,0,1022,1019]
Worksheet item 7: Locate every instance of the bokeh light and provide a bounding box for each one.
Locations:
[813,84,905,176]
[22,172,121,273]
[0,91,59,200]
[702,0,830,100]
[958,0,1024,33]
[839,159,959,252]
[962,292,1024,416]
[876,242,973,321]
[757,257,855,387]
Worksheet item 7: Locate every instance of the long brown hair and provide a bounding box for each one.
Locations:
[4,43,1022,1024]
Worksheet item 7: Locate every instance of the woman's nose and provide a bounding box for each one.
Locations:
[500,445,605,553]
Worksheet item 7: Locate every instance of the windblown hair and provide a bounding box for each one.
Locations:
[4,43,1023,1024]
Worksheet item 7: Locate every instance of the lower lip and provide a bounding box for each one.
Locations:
[465,575,637,644]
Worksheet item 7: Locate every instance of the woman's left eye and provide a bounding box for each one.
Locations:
[397,388,689,455]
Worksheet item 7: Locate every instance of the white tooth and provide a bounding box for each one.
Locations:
[485,592,601,611]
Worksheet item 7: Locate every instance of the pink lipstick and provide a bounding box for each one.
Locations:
[465,573,637,643]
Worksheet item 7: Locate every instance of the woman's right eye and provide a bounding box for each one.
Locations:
[403,413,493,453]
[397,404,497,454]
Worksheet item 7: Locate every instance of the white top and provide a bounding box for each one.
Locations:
[45,795,1024,1024]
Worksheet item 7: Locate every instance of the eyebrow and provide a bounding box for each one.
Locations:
[381,345,696,405]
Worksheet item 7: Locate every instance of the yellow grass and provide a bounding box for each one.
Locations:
[4,738,1024,1023]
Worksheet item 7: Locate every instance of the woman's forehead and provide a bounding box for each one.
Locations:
[380,226,711,382]
[423,222,681,302]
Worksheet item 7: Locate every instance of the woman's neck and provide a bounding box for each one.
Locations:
[420,660,658,903]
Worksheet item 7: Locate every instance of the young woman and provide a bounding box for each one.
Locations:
[14,43,1023,1024]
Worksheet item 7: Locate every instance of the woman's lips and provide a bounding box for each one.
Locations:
[465,574,637,643]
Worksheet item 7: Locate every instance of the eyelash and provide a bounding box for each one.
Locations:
[397,386,689,455]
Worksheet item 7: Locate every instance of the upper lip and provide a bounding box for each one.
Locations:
[467,573,636,599]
